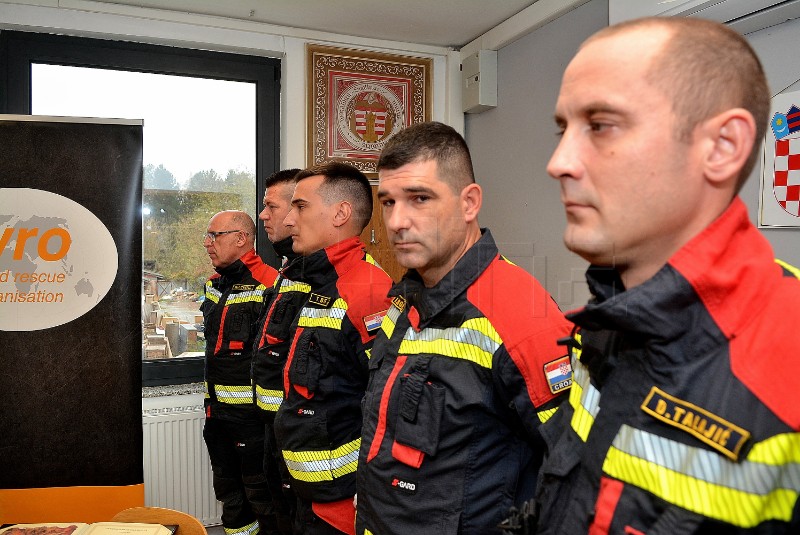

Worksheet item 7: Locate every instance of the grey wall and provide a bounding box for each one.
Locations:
[741,19,800,265]
[467,0,800,312]
[465,0,608,311]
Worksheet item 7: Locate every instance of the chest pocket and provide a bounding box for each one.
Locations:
[289,329,323,396]
[534,407,584,532]
[266,295,303,343]
[392,357,445,468]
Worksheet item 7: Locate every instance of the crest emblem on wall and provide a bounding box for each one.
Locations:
[770,105,800,217]
[760,92,800,227]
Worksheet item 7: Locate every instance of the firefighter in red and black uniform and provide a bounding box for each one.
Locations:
[356,122,573,535]
[272,162,393,535]
[202,210,278,535]
[533,18,800,534]
[253,168,302,534]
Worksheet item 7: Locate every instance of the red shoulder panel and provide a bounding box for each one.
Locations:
[467,256,573,406]
[730,274,800,430]
[338,261,393,344]
[241,248,278,286]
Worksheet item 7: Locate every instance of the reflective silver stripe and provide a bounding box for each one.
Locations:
[567,356,600,442]
[255,385,282,411]
[574,358,600,419]
[611,425,800,495]
[381,304,401,339]
[297,298,348,329]
[225,285,266,305]
[605,425,800,526]
[283,437,361,482]
[214,384,253,404]
[224,520,259,535]
[279,278,311,294]
[205,282,222,303]
[300,299,347,320]
[397,317,501,369]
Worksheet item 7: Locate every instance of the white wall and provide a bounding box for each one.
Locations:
[465,0,608,311]
[0,0,458,169]
[467,0,800,311]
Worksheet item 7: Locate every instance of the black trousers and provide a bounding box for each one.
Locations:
[264,420,296,534]
[204,417,278,534]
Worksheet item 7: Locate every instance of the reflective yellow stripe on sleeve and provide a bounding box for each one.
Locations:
[380,302,401,340]
[205,281,221,304]
[603,425,800,528]
[213,384,253,405]
[397,317,501,369]
[279,278,311,294]
[776,258,800,280]
[223,520,259,535]
[225,285,267,305]
[569,355,600,442]
[297,298,347,330]
[537,406,559,424]
[255,385,282,412]
[283,437,361,483]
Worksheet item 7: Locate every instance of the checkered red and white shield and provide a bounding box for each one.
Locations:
[773,139,800,217]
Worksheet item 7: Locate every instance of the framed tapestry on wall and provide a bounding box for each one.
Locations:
[307,44,432,175]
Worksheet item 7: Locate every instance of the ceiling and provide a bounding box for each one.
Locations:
[88,0,543,48]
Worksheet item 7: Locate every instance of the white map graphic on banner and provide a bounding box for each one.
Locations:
[0,188,118,331]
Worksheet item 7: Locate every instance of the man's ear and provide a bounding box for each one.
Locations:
[701,108,756,186]
[235,230,248,247]
[461,183,482,223]
[332,200,352,228]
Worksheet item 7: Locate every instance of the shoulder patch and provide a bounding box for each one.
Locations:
[544,355,573,394]
[363,309,388,333]
[641,386,750,461]
[308,293,332,307]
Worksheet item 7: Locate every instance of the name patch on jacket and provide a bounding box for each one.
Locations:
[641,386,750,460]
[392,295,406,312]
[544,355,573,394]
[363,309,387,333]
[308,293,331,307]
[232,284,255,291]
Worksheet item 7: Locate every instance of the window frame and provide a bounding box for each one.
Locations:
[0,30,281,386]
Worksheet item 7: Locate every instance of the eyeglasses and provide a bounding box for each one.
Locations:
[203,230,243,242]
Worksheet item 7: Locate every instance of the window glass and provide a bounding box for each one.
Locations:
[32,64,257,363]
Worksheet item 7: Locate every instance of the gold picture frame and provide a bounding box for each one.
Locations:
[307,44,432,174]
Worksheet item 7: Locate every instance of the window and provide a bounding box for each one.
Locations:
[0,30,280,386]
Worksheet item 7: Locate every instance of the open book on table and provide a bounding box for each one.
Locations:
[0,524,177,535]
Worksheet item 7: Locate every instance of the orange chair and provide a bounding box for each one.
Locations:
[112,506,208,535]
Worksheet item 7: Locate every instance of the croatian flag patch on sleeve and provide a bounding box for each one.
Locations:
[544,355,573,394]
[363,309,388,333]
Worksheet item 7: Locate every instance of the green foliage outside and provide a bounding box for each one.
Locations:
[143,166,257,293]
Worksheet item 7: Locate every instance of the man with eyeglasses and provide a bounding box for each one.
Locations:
[253,168,302,534]
[201,210,279,535]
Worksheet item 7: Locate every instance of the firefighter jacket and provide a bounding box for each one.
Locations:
[202,248,278,423]
[273,236,393,504]
[253,239,304,420]
[357,230,574,535]
[534,198,800,534]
